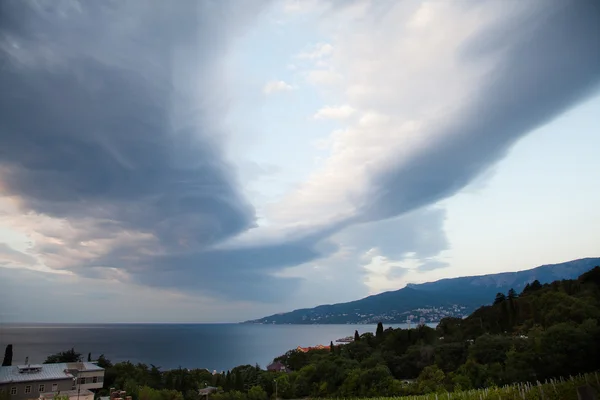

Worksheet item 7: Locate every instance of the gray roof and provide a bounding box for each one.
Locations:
[198,387,218,395]
[0,363,104,384]
[65,362,104,372]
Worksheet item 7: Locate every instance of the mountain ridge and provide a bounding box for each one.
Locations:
[243,257,600,324]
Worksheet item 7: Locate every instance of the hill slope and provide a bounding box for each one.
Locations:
[243,257,600,324]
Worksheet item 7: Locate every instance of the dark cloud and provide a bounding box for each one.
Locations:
[0,0,293,301]
[0,0,266,248]
[359,0,600,224]
[1,0,599,307]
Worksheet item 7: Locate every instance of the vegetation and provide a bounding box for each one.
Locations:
[2,344,12,366]
[41,267,600,399]
[322,371,600,400]
[44,347,83,363]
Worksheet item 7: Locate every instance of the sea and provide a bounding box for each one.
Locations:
[0,323,435,372]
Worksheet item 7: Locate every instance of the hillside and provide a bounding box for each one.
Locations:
[243,257,600,324]
[47,265,600,400]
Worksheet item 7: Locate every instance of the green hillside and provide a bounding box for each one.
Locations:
[32,265,600,400]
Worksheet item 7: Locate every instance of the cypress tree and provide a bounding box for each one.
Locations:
[2,345,13,366]
[376,322,384,339]
[354,330,360,341]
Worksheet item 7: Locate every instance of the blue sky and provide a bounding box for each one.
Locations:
[0,0,599,323]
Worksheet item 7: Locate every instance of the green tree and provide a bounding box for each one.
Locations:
[493,292,506,305]
[416,364,445,394]
[354,330,360,341]
[247,386,267,400]
[530,279,543,291]
[376,322,384,339]
[87,353,92,362]
[96,354,113,369]
[2,345,12,366]
[44,348,82,363]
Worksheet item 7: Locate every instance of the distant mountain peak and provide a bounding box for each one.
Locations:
[243,257,600,325]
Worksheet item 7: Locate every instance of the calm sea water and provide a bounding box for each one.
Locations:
[0,323,432,372]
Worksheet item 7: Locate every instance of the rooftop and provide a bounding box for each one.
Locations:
[0,363,104,384]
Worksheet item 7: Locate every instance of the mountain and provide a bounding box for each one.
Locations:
[243,257,600,324]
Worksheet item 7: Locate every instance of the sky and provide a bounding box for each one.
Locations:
[0,0,599,323]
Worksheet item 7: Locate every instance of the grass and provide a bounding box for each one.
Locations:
[325,371,600,400]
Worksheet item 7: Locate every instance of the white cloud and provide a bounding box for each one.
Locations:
[268,1,515,226]
[296,43,334,60]
[263,80,294,94]
[282,0,322,14]
[313,105,355,119]
[305,69,343,86]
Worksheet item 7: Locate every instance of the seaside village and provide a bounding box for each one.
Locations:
[0,360,106,400]
[0,345,341,400]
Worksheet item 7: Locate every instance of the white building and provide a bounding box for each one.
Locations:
[0,362,104,400]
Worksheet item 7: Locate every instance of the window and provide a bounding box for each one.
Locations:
[92,376,98,384]
[10,387,17,395]
[79,377,86,385]
[52,384,58,392]
[25,386,32,394]
[97,376,103,382]
[39,384,45,393]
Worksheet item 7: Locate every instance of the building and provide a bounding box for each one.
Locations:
[295,345,329,353]
[265,362,290,373]
[0,363,104,400]
[103,388,132,400]
[198,386,218,398]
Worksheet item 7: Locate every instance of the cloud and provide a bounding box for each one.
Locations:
[296,43,334,60]
[1,0,599,317]
[313,105,355,120]
[263,80,294,94]
[272,0,600,228]
[0,0,308,303]
[305,69,343,86]
[0,267,256,323]
[0,243,37,267]
[256,0,600,302]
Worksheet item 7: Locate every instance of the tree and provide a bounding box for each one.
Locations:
[44,348,82,364]
[354,330,360,341]
[87,353,92,362]
[247,386,267,400]
[376,322,384,339]
[2,344,12,366]
[96,354,113,369]
[416,364,445,394]
[493,293,506,305]
[530,280,543,291]
[507,288,517,300]
[330,341,334,353]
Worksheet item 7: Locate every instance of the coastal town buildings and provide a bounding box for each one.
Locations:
[295,345,329,353]
[0,362,104,400]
